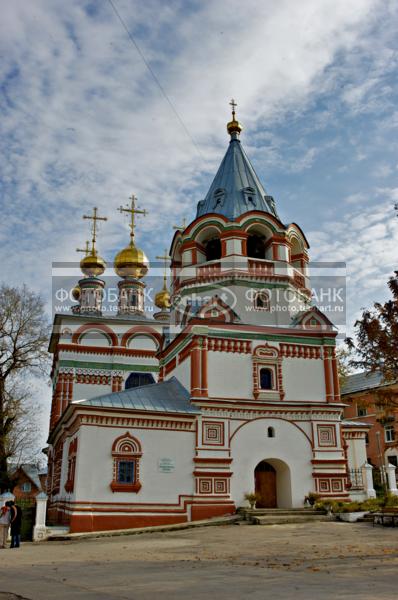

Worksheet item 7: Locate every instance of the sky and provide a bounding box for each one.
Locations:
[1,0,398,453]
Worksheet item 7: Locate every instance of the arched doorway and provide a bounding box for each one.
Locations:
[254,461,277,508]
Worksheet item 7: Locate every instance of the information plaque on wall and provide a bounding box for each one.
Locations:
[158,458,176,473]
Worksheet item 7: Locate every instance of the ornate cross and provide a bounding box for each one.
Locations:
[76,240,90,256]
[83,207,107,254]
[118,194,147,242]
[230,98,237,119]
[155,248,170,284]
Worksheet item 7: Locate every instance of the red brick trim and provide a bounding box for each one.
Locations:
[58,343,156,358]
[193,457,233,464]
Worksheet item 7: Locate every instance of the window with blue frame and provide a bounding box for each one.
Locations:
[117,460,135,484]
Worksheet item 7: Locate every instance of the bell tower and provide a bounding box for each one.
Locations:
[169,101,311,329]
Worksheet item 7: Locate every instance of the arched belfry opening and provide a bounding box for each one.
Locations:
[205,237,221,261]
[247,234,266,259]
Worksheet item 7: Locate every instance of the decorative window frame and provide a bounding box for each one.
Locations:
[65,437,78,493]
[254,291,270,311]
[252,344,284,400]
[212,188,226,209]
[242,186,257,207]
[385,425,395,443]
[110,432,142,493]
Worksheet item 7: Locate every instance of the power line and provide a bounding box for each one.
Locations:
[107,0,204,160]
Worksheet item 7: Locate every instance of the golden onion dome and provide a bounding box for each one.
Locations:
[114,241,149,279]
[80,251,106,277]
[155,286,171,310]
[72,284,81,301]
[227,118,242,135]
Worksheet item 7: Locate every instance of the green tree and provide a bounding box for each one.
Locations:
[0,284,49,492]
[336,346,352,391]
[347,271,398,410]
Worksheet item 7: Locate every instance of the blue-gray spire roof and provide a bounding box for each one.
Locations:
[196,134,278,221]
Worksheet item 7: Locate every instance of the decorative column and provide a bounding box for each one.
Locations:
[386,463,398,496]
[200,337,208,398]
[33,492,48,541]
[331,348,340,401]
[323,347,333,403]
[361,463,376,499]
[190,339,201,397]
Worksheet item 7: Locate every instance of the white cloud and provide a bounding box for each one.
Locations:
[0,0,396,440]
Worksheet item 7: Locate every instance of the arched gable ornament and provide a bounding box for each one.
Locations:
[252,343,284,401]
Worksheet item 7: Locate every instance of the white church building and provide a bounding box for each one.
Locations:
[47,106,368,533]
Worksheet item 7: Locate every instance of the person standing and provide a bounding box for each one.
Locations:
[9,501,22,549]
[0,504,11,548]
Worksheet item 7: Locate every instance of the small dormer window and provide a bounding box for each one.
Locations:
[213,188,226,209]
[243,187,257,207]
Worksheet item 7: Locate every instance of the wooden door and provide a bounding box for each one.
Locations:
[255,462,277,508]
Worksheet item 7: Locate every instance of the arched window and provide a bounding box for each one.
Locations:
[125,372,155,389]
[255,291,270,311]
[252,344,283,400]
[260,368,273,390]
[267,427,275,438]
[247,234,266,259]
[205,237,221,261]
[110,433,142,493]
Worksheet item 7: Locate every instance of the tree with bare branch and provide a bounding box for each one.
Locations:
[0,284,50,492]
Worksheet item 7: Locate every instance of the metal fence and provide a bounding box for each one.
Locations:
[348,468,364,490]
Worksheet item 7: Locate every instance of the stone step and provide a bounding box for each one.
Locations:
[245,509,321,516]
[46,526,70,539]
[252,514,331,525]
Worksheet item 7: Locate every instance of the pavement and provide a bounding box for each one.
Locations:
[0,521,397,599]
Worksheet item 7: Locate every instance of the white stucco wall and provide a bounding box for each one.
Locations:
[128,335,158,350]
[74,425,195,504]
[167,356,190,389]
[79,332,110,346]
[207,352,252,398]
[345,435,368,470]
[282,358,326,402]
[230,418,313,508]
[73,383,112,400]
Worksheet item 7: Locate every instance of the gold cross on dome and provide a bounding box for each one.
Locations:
[172,217,187,231]
[83,207,107,254]
[118,194,147,242]
[156,248,170,283]
[76,240,90,256]
[230,98,237,119]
